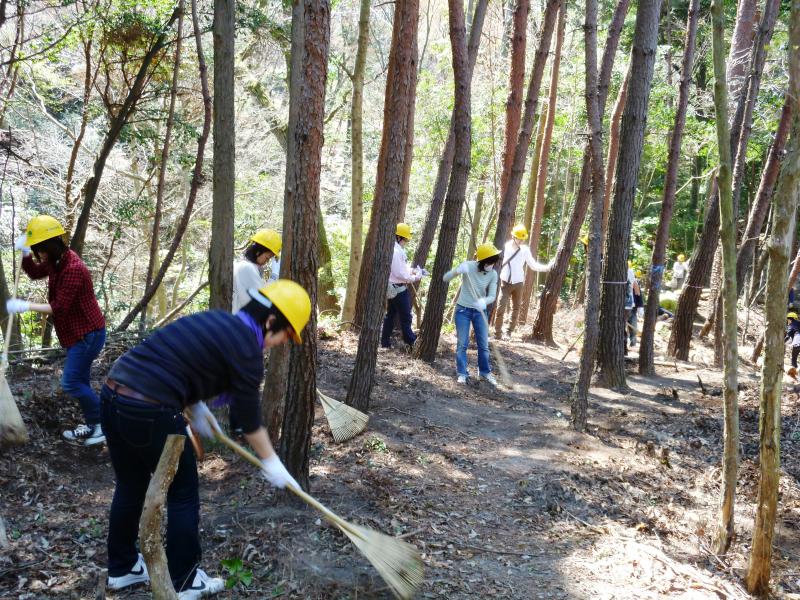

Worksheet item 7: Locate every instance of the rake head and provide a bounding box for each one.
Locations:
[342,523,424,599]
[318,391,369,443]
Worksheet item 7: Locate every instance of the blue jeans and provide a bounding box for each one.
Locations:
[381,288,417,347]
[101,386,201,591]
[454,305,491,377]
[62,328,106,425]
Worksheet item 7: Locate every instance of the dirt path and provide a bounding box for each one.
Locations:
[1,319,800,598]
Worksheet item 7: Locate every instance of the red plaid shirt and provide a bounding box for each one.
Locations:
[22,249,105,348]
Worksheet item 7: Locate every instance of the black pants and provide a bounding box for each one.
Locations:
[381,288,416,347]
[101,385,201,591]
[792,346,800,368]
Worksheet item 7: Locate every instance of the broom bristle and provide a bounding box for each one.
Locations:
[343,524,424,599]
[318,391,369,443]
[0,375,28,446]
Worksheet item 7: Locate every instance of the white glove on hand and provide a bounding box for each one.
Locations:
[474,297,488,311]
[6,299,30,314]
[456,262,469,275]
[188,401,219,440]
[14,235,30,257]
[637,307,644,318]
[260,455,299,489]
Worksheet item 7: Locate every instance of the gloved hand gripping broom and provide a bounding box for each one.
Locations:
[199,412,424,599]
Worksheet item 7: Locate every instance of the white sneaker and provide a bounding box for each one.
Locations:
[63,424,106,445]
[178,569,225,599]
[108,553,149,590]
[457,375,467,384]
[482,373,498,386]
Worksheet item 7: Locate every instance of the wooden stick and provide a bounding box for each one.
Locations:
[139,435,183,600]
[1,253,23,374]
[561,329,585,360]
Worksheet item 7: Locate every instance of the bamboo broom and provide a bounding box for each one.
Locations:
[202,415,424,599]
[0,253,28,446]
[317,389,368,443]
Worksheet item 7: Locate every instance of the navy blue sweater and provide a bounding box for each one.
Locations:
[108,311,264,433]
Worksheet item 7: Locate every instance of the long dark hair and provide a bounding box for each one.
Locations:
[240,298,290,336]
[477,256,499,271]
[32,236,67,265]
[244,242,269,264]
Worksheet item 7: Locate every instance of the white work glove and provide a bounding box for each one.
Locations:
[14,235,30,257]
[6,298,30,314]
[260,455,299,489]
[414,265,429,277]
[188,401,219,440]
[637,307,644,318]
[474,297,488,311]
[456,262,469,275]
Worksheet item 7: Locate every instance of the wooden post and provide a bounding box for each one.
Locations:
[139,434,184,600]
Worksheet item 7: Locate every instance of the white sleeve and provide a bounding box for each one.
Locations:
[267,257,280,282]
[237,261,265,293]
[523,245,551,272]
[390,247,414,283]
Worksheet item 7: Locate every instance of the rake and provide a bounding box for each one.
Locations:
[0,252,28,446]
[317,389,369,443]
[202,414,424,599]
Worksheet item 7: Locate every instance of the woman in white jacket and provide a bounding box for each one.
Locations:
[233,229,282,312]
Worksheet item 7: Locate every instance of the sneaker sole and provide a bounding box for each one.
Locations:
[108,575,149,590]
[85,436,106,446]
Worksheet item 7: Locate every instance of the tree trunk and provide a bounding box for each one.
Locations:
[745,4,800,590]
[638,0,700,375]
[413,0,472,364]
[570,0,604,431]
[492,0,560,252]
[340,0,370,324]
[529,0,631,344]
[736,97,792,289]
[498,0,529,202]
[115,0,212,332]
[528,2,566,260]
[345,0,418,410]
[70,8,180,257]
[710,0,740,555]
[595,0,662,390]
[600,68,629,249]
[317,212,340,314]
[278,0,330,488]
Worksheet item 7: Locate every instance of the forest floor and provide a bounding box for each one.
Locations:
[2,306,800,599]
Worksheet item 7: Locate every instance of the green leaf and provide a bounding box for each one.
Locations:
[240,570,253,586]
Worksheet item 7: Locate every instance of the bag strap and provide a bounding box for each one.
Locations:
[502,247,521,270]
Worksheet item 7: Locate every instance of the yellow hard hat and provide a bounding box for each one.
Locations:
[25,215,65,247]
[627,260,633,268]
[580,235,589,246]
[677,254,686,262]
[635,270,643,278]
[250,280,312,343]
[250,229,282,256]
[789,312,798,320]
[475,243,501,262]
[511,224,528,240]
[396,223,412,239]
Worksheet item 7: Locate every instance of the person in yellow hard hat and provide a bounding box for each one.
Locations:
[382,223,425,350]
[443,243,500,385]
[101,280,311,597]
[493,224,551,339]
[233,229,282,312]
[7,215,107,445]
[672,253,689,290]
[786,312,800,380]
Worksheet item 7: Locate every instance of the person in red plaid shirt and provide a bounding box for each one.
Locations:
[6,215,107,445]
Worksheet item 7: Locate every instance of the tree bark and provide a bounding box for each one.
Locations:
[745,2,800,589]
[595,0,662,390]
[340,0,371,324]
[278,0,330,488]
[413,0,472,364]
[70,8,180,257]
[710,0,740,555]
[638,0,700,375]
[600,68,629,249]
[317,213,340,314]
[498,0,529,201]
[529,0,631,344]
[345,0,418,410]
[492,0,560,253]
[115,0,212,332]
[570,0,604,431]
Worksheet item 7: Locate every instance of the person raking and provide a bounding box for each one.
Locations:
[786,311,800,380]
[7,215,107,445]
[443,243,500,385]
[232,228,282,312]
[100,280,311,598]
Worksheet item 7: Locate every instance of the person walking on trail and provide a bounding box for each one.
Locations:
[493,224,551,339]
[381,223,425,350]
[627,268,643,348]
[100,280,311,598]
[232,229,282,312]
[444,243,500,385]
[786,312,800,380]
[6,215,107,446]
[672,254,689,290]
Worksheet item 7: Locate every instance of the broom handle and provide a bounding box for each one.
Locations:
[2,252,24,371]
[204,415,366,540]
